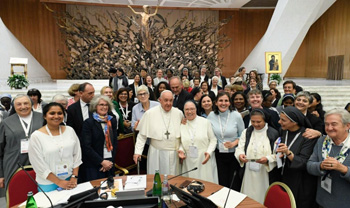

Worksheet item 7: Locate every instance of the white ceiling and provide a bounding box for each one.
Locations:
[50,0,252,9]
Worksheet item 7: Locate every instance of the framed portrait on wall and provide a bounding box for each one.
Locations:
[265,52,282,73]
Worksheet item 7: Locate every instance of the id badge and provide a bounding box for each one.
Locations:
[20,139,29,154]
[219,142,229,153]
[276,153,283,168]
[189,145,198,158]
[249,162,261,172]
[321,176,332,194]
[103,147,112,159]
[56,163,69,179]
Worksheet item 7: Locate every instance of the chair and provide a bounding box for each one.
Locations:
[114,133,137,175]
[264,182,296,208]
[6,165,38,208]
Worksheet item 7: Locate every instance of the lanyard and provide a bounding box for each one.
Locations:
[218,111,230,143]
[46,125,64,162]
[282,131,301,174]
[119,102,129,120]
[187,120,197,146]
[18,112,33,138]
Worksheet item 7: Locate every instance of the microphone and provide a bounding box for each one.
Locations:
[146,167,198,197]
[17,162,54,208]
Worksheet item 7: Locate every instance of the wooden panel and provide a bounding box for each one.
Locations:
[287,0,350,79]
[0,0,66,79]
[218,9,274,77]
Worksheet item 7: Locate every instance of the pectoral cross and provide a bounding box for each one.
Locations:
[165,131,170,140]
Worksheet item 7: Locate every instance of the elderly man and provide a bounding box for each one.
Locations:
[0,94,44,188]
[169,76,193,112]
[153,69,168,86]
[133,90,183,175]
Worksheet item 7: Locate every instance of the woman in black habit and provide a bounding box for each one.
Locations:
[276,106,317,208]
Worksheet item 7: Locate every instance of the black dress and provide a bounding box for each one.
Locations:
[279,127,318,208]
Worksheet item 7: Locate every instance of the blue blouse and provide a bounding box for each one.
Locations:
[207,110,245,152]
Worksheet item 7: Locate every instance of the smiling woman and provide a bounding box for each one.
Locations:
[28,102,82,192]
[207,92,245,190]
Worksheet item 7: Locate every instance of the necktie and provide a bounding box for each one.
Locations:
[173,95,178,106]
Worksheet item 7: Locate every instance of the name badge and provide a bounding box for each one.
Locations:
[104,147,112,159]
[20,139,29,154]
[189,146,198,158]
[321,176,332,194]
[56,163,69,179]
[249,162,261,172]
[276,153,283,168]
[219,143,229,153]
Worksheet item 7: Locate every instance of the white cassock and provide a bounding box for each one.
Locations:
[234,124,276,204]
[135,105,183,175]
[179,116,218,184]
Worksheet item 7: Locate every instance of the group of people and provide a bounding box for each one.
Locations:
[0,65,349,208]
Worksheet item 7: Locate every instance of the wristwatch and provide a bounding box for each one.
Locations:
[71,174,78,179]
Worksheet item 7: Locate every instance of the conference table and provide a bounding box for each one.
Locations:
[14,175,265,207]
[91,175,265,208]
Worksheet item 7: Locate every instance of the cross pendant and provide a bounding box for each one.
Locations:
[165,131,170,139]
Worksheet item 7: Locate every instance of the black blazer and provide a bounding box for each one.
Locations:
[67,100,92,138]
[173,89,193,112]
[81,117,118,168]
[220,76,228,88]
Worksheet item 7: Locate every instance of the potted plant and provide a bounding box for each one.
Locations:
[7,74,29,89]
[270,73,282,85]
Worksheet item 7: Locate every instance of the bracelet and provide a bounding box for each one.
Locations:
[287,151,292,156]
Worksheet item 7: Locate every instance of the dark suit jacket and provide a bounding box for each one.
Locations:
[219,76,228,88]
[173,89,193,112]
[0,111,43,188]
[81,117,118,169]
[67,100,92,138]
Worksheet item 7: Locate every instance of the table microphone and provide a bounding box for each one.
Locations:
[146,167,198,197]
[17,162,54,208]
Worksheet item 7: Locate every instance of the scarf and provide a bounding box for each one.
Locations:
[322,134,350,164]
[93,112,113,151]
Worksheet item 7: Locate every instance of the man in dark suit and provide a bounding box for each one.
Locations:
[67,82,95,182]
[200,65,209,84]
[169,76,193,112]
[0,95,43,189]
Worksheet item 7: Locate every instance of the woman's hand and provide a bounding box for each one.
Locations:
[100,160,113,172]
[202,152,210,164]
[321,157,348,174]
[276,143,289,155]
[124,120,131,128]
[239,154,248,163]
[311,111,320,117]
[67,177,77,189]
[57,180,70,189]
[256,157,268,164]
[224,140,238,149]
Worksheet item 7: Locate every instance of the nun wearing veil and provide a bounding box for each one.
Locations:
[276,106,318,208]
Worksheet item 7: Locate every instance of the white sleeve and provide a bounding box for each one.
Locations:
[28,132,52,181]
[235,129,247,167]
[206,120,217,155]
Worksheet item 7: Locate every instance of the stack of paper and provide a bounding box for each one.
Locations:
[124,175,147,190]
[207,187,247,208]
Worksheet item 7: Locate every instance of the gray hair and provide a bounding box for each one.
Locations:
[325,108,350,125]
[89,95,113,113]
[160,90,172,99]
[13,94,32,106]
[296,91,313,104]
[136,85,149,94]
[52,94,68,103]
[212,76,219,82]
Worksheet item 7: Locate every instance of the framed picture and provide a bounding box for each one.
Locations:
[265,52,282,74]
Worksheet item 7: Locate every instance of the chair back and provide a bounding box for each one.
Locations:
[264,182,296,208]
[114,133,137,175]
[6,165,37,208]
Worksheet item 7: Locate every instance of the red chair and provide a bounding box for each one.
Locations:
[264,182,296,208]
[6,165,38,208]
[114,133,137,175]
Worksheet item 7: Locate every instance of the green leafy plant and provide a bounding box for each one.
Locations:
[270,73,282,85]
[7,74,29,89]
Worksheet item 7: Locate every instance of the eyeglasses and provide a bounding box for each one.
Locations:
[184,108,196,112]
[138,93,148,97]
[97,104,109,107]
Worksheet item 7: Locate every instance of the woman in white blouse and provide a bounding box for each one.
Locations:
[178,101,218,183]
[28,102,82,192]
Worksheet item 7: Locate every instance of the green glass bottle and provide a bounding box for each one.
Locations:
[152,170,162,206]
[25,191,37,208]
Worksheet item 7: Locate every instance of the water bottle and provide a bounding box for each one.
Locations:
[162,174,170,201]
[25,191,37,208]
[152,170,162,206]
